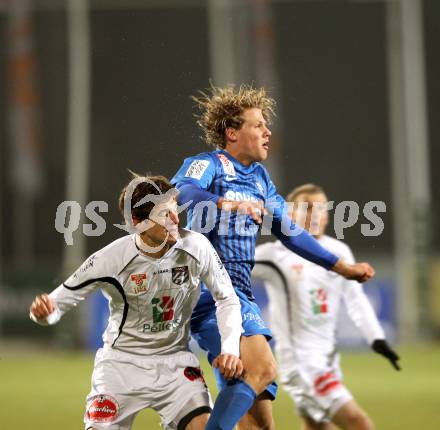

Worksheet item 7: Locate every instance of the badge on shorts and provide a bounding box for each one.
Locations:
[86,394,119,423]
[184,367,206,383]
[172,266,189,285]
[314,373,341,396]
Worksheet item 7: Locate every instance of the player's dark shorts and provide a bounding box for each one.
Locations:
[191,288,278,399]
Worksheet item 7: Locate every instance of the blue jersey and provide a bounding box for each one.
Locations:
[171,149,338,299]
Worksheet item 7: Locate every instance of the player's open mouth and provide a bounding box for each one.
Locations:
[262,143,269,150]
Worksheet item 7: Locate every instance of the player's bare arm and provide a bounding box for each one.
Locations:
[331,259,375,283]
[212,353,244,380]
[30,293,55,319]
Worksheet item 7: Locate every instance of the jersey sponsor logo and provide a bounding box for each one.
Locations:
[172,266,189,285]
[73,255,97,279]
[242,312,265,328]
[314,372,341,396]
[153,268,170,275]
[217,153,236,176]
[130,273,147,294]
[152,296,175,322]
[224,190,259,202]
[142,318,182,333]
[184,366,206,384]
[86,395,119,423]
[213,250,224,270]
[310,288,328,315]
[185,159,210,179]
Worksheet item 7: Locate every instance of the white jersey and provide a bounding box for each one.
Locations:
[253,236,384,374]
[31,228,242,357]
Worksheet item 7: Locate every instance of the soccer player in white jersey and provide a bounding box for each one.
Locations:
[253,184,400,430]
[29,174,243,430]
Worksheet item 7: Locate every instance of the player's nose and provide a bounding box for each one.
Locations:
[169,210,179,225]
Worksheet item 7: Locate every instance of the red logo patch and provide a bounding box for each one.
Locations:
[314,372,341,396]
[86,395,119,423]
[131,273,146,286]
[291,263,303,273]
[184,367,206,383]
[131,273,147,294]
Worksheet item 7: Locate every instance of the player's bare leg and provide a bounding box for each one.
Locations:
[302,416,336,430]
[331,400,374,430]
[184,412,210,430]
[237,335,277,430]
[238,392,274,430]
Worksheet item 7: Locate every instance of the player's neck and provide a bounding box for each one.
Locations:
[135,234,173,259]
[223,147,254,167]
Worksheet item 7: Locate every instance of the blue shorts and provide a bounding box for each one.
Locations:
[191,288,278,400]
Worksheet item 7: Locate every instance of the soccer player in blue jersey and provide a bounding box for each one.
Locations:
[171,85,375,430]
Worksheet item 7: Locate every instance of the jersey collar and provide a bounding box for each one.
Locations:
[217,149,259,173]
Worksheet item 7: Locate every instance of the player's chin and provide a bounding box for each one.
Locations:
[167,231,179,243]
[258,150,269,161]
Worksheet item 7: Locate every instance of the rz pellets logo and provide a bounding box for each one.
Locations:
[152,296,174,322]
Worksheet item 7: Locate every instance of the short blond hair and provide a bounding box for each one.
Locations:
[286,183,326,203]
[192,84,276,148]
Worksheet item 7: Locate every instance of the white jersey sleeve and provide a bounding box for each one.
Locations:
[198,235,242,357]
[341,246,385,344]
[253,243,292,345]
[30,252,105,326]
[253,244,295,367]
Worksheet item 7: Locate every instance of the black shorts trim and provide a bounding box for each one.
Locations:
[177,406,212,430]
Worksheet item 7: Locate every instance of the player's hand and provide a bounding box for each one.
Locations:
[372,339,401,371]
[30,294,55,319]
[332,260,375,283]
[219,199,266,224]
[212,353,244,380]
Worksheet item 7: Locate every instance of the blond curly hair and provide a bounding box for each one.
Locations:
[192,84,276,148]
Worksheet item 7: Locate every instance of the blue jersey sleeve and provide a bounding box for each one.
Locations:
[265,174,339,270]
[171,153,219,208]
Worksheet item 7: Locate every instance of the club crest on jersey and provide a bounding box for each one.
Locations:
[172,266,189,285]
[217,153,236,177]
[131,273,147,294]
[86,394,119,423]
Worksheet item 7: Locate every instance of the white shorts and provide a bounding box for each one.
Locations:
[280,353,352,423]
[84,348,212,430]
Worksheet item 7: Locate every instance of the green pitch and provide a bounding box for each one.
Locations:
[1,344,439,429]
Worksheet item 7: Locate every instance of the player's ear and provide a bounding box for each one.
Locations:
[225,127,238,143]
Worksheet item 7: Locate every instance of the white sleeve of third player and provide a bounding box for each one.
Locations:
[252,263,293,352]
[30,253,103,326]
[341,246,385,344]
[199,237,242,357]
[253,245,294,359]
